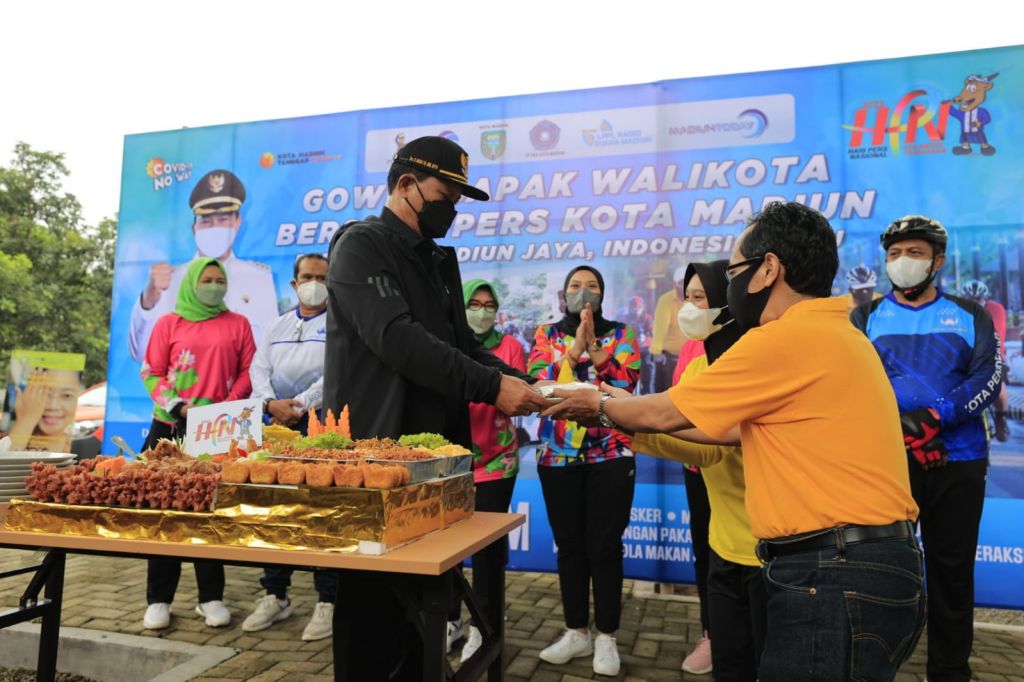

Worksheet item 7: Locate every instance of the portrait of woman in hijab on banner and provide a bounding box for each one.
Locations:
[1,350,85,453]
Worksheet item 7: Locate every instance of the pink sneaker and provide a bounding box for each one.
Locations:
[682,631,712,674]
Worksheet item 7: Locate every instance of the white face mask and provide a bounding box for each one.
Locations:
[677,302,726,341]
[886,256,933,289]
[296,281,328,307]
[195,227,237,259]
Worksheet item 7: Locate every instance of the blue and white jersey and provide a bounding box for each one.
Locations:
[249,308,327,409]
[851,290,1003,462]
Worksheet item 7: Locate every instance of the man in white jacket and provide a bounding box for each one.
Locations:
[243,252,335,641]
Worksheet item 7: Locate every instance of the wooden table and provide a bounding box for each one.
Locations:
[0,505,524,681]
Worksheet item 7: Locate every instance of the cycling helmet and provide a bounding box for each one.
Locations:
[845,264,877,290]
[960,279,989,300]
[880,215,948,251]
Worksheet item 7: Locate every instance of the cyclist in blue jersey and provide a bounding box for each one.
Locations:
[851,215,1003,682]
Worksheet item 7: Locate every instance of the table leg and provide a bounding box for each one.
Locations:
[483,542,505,682]
[37,550,66,682]
[421,572,451,681]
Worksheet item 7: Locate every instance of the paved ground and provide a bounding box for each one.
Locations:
[1,549,1022,681]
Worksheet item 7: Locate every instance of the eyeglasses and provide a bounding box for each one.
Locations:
[725,255,766,282]
[467,301,498,312]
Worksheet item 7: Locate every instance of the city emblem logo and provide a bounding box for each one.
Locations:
[480,129,507,160]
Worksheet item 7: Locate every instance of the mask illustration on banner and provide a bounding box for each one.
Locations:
[677,302,727,340]
[196,283,227,307]
[886,256,934,289]
[407,182,457,239]
[296,281,328,307]
[195,227,237,259]
[466,308,497,334]
[726,260,772,332]
[565,289,602,315]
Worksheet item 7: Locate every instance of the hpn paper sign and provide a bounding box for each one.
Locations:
[184,399,262,456]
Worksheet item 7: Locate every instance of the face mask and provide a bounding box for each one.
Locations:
[677,302,726,340]
[196,283,227,307]
[466,308,497,334]
[194,227,237,258]
[886,256,934,290]
[565,289,602,315]
[406,182,457,239]
[296,281,328,307]
[726,258,772,332]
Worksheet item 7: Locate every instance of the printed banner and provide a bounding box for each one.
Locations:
[2,350,86,453]
[184,399,263,457]
[106,45,1024,607]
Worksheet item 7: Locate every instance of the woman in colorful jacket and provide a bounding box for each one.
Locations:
[139,257,256,632]
[529,265,641,677]
[451,278,528,661]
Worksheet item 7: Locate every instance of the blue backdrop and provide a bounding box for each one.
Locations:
[108,45,1024,608]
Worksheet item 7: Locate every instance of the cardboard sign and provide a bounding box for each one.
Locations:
[184,399,263,457]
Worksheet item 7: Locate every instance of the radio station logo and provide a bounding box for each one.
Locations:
[145,157,193,191]
[581,119,653,147]
[668,109,769,138]
[480,128,507,160]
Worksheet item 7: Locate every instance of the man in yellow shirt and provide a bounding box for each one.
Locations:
[544,202,924,682]
[651,266,689,392]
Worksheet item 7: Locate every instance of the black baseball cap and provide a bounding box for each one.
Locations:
[392,136,490,201]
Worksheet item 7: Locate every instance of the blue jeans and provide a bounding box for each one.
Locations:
[758,535,926,682]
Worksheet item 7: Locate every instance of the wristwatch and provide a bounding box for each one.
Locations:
[598,394,615,428]
[262,398,272,413]
[590,340,602,353]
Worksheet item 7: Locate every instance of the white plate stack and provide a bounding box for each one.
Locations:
[0,452,77,503]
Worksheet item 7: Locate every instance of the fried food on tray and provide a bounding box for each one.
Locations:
[249,461,279,485]
[304,462,334,487]
[220,459,251,484]
[277,461,306,485]
[363,446,437,462]
[332,464,364,488]
[432,444,472,456]
[360,463,406,489]
[263,424,301,442]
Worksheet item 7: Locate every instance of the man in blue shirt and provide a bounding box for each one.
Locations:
[851,215,1003,682]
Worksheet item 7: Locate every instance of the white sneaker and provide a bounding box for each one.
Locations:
[195,600,231,627]
[446,616,465,653]
[242,595,293,632]
[593,633,621,676]
[539,629,593,665]
[301,602,334,641]
[460,625,483,663]
[143,603,170,630]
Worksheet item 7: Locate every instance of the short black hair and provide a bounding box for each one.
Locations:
[293,253,328,279]
[386,163,431,194]
[739,202,838,298]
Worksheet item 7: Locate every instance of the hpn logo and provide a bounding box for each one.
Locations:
[844,89,952,157]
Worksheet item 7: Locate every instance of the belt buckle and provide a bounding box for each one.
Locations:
[755,541,772,563]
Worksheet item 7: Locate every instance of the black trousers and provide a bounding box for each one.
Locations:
[684,467,712,631]
[707,549,767,682]
[538,457,636,633]
[910,458,988,682]
[448,476,517,621]
[141,418,226,605]
[653,353,678,393]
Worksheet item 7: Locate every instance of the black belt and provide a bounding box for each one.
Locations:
[756,521,914,562]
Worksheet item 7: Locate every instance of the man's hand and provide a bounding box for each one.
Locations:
[900,407,941,444]
[269,399,303,425]
[142,262,174,310]
[599,382,632,399]
[908,435,949,470]
[541,387,603,426]
[495,375,550,417]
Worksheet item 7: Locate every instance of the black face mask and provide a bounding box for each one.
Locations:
[405,181,457,239]
[726,256,773,332]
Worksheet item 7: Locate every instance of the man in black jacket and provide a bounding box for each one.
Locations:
[323,135,545,446]
[324,136,548,680]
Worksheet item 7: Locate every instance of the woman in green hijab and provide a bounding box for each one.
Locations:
[140,257,257,632]
[449,279,527,660]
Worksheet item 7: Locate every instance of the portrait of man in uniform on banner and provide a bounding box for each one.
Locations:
[127,169,278,362]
